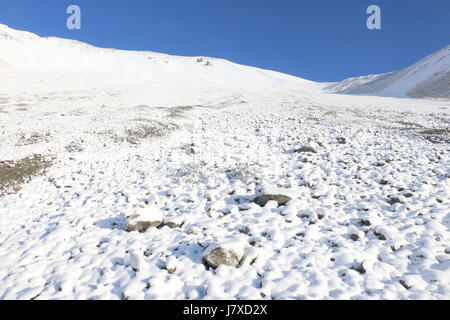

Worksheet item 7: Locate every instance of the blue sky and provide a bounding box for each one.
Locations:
[1,0,449,82]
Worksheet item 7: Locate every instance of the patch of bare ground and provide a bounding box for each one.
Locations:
[15,133,51,146]
[417,128,450,144]
[0,154,53,195]
[95,122,179,145]
[167,106,194,119]
[125,123,178,143]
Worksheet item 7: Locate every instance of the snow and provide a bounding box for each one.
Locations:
[326,45,450,99]
[0,24,449,300]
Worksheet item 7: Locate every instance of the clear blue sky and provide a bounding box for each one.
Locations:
[1,0,449,82]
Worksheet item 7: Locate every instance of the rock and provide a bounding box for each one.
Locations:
[403,193,413,198]
[373,226,395,241]
[186,147,196,155]
[337,137,347,144]
[125,206,163,232]
[350,234,359,241]
[203,241,245,268]
[65,141,84,153]
[128,251,142,272]
[358,219,371,227]
[253,194,292,207]
[295,146,317,153]
[387,196,405,205]
[165,256,177,274]
[351,262,366,274]
[162,216,184,229]
[399,280,411,290]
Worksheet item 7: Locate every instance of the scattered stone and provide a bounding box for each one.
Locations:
[295,146,317,153]
[161,216,184,229]
[337,137,347,144]
[65,141,84,153]
[403,193,413,198]
[350,234,359,241]
[125,206,163,232]
[399,280,411,290]
[387,196,404,205]
[374,231,387,241]
[351,262,366,274]
[253,194,292,207]
[186,147,196,155]
[203,241,245,268]
[239,226,250,234]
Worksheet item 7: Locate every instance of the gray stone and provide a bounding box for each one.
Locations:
[125,214,162,232]
[203,247,243,268]
[253,194,292,207]
[295,146,317,153]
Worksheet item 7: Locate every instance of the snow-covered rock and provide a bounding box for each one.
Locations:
[253,194,292,207]
[202,241,246,268]
[125,206,163,232]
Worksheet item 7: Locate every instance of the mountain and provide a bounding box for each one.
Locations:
[0,24,321,107]
[326,45,450,99]
[1,23,448,103]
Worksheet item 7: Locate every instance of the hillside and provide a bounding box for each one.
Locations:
[326,45,450,99]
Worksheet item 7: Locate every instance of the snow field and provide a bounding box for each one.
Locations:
[0,99,448,300]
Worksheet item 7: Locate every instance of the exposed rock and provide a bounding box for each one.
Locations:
[350,234,359,241]
[387,196,405,205]
[203,241,245,268]
[125,206,163,232]
[399,280,411,290]
[65,141,84,153]
[186,147,196,155]
[295,146,317,153]
[351,262,366,274]
[358,219,371,227]
[337,137,347,144]
[253,194,292,207]
[161,216,184,229]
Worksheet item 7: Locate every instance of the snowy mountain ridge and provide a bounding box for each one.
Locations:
[1,23,449,99]
[0,23,321,105]
[326,45,450,99]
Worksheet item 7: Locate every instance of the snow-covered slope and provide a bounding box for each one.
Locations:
[326,45,450,99]
[0,24,449,301]
[0,23,322,107]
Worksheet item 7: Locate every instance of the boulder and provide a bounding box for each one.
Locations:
[125,206,163,232]
[253,194,292,207]
[203,241,245,268]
